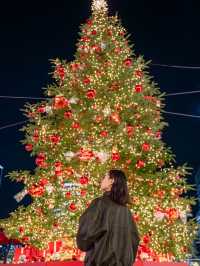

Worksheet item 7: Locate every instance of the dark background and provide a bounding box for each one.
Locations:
[0,0,200,218]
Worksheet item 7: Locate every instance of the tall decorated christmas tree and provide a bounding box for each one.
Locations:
[0,0,198,262]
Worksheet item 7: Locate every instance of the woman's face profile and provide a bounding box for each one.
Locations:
[100,173,114,192]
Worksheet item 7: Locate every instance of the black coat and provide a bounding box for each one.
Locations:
[76,191,140,266]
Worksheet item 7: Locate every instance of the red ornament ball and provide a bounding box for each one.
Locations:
[65,191,71,199]
[55,65,65,80]
[80,189,87,196]
[37,105,46,113]
[64,110,73,119]
[91,30,97,35]
[83,77,91,85]
[39,178,49,186]
[155,131,161,139]
[86,19,93,26]
[69,203,77,211]
[35,157,46,168]
[126,125,134,137]
[86,89,96,99]
[18,226,24,234]
[29,184,45,197]
[112,152,120,161]
[142,143,151,152]
[72,122,81,129]
[49,134,61,144]
[25,144,33,152]
[80,176,89,185]
[123,58,132,67]
[53,96,69,110]
[135,84,143,93]
[100,130,108,137]
[78,148,94,161]
[136,160,145,169]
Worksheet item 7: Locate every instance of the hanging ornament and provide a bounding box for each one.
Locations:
[65,191,71,199]
[136,160,145,169]
[111,151,120,161]
[55,64,65,80]
[70,63,81,72]
[126,124,134,137]
[64,110,73,119]
[86,89,96,99]
[110,112,121,124]
[114,47,122,54]
[78,148,94,161]
[91,30,97,35]
[53,96,69,110]
[142,143,151,152]
[35,153,47,168]
[39,178,49,186]
[25,144,33,152]
[81,36,91,43]
[69,203,77,212]
[54,161,63,171]
[28,184,45,197]
[133,213,140,222]
[146,127,153,136]
[154,190,165,199]
[86,19,93,27]
[72,122,81,130]
[135,84,143,93]
[33,130,39,142]
[49,134,61,145]
[91,44,102,53]
[123,58,132,67]
[166,208,179,220]
[95,115,103,123]
[80,189,87,196]
[83,76,91,85]
[37,105,46,113]
[100,130,108,137]
[155,131,161,139]
[79,176,89,185]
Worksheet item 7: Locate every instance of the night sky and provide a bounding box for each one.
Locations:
[0,0,200,218]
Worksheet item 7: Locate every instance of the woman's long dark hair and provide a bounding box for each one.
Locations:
[108,169,130,206]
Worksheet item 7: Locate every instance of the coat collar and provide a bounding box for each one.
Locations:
[103,191,111,197]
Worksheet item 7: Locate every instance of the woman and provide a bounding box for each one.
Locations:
[76,169,140,266]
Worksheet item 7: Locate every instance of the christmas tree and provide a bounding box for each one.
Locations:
[0,0,198,261]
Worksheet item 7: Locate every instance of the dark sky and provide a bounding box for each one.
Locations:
[0,0,200,218]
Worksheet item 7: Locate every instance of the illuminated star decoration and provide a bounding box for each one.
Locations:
[91,0,108,13]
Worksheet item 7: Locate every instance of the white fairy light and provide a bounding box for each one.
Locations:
[91,0,108,13]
